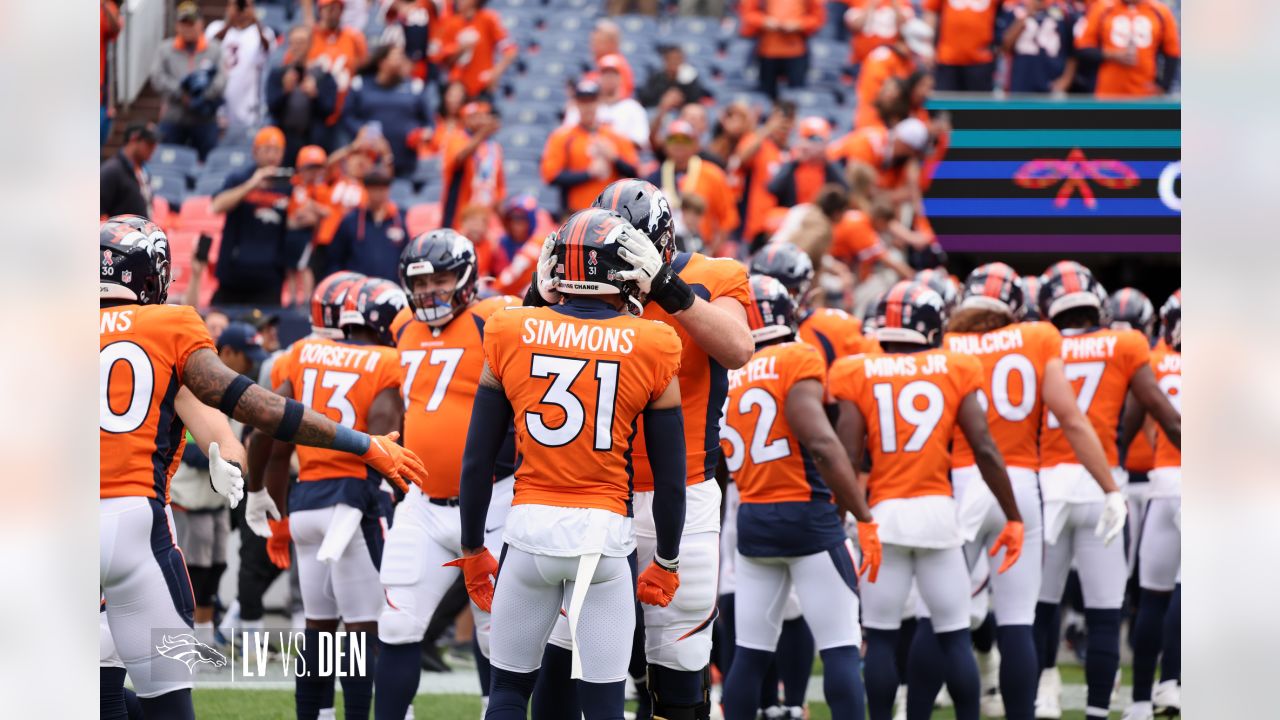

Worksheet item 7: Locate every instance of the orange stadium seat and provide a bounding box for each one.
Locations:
[406,203,442,237]
[178,196,224,235]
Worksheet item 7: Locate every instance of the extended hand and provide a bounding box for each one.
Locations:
[207,442,245,508]
[444,549,500,612]
[361,431,429,492]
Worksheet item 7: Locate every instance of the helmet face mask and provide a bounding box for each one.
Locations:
[399,230,478,327]
[100,215,172,306]
[591,179,676,264]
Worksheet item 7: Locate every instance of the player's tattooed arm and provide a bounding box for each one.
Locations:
[834,399,870,501]
[1128,364,1181,451]
[182,348,343,449]
[787,380,873,523]
[957,391,1022,524]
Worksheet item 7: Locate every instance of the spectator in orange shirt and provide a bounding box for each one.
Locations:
[285,145,334,306]
[101,0,122,145]
[844,0,914,66]
[457,204,503,278]
[490,194,554,296]
[310,128,392,277]
[740,0,826,99]
[854,18,933,128]
[733,100,795,246]
[441,101,505,229]
[766,117,846,210]
[308,0,369,126]
[1076,0,1180,97]
[437,0,517,100]
[830,197,913,281]
[924,0,1000,91]
[828,116,930,203]
[540,80,640,213]
[587,21,635,98]
[415,80,467,159]
[646,120,740,256]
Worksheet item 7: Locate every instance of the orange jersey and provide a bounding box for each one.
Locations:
[723,342,828,503]
[318,175,367,246]
[798,308,879,368]
[441,133,506,222]
[1125,429,1155,472]
[1077,0,1179,97]
[828,126,908,190]
[438,9,516,97]
[945,322,1062,469]
[830,349,983,506]
[280,337,402,482]
[307,26,368,88]
[632,253,752,491]
[830,209,886,279]
[1039,328,1150,468]
[736,132,788,242]
[100,304,215,502]
[1151,345,1180,468]
[854,45,915,128]
[740,0,826,58]
[483,303,682,515]
[392,296,516,497]
[848,0,914,63]
[540,124,640,213]
[924,0,1000,66]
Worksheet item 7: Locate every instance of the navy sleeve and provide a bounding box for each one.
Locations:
[552,170,593,188]
[459,385,515,549]
[325,211,356,277]
[643,406,687,562]
[612,158,638,178]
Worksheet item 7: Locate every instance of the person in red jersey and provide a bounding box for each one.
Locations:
[720,274,881,720]
[452,209,687,720]
[1076,0,1180,97]
[1031,262,1179,719]
[924,0,1001,91]
[100,219,426,720]
[829,280,1023,720]
[374,229,520,719]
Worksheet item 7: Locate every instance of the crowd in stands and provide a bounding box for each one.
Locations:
[100,0,1180,309]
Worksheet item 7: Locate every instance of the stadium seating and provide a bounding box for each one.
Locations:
[149,169,188,208]
[177,196,224,235]
[405,203,443,237]
[151,144,200,181]
[205,145,255,176]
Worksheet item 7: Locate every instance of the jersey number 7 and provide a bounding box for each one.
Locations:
[526,354,619,451]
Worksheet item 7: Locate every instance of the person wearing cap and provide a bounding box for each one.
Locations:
[740,0,826,99]
[855,17,933,128]
[766,117,846,210]
[284,145,336,306]
[588,20,635,98]
[344,43,433,178]
[210,126,291,305]
[541,80,640,213]
[436,0,517,99]
[325,168,407,281]
[732,99,795,246]
[646,119,739,256]
[241,308,283,353]
[100,123,157,218]
[151,2,226,160]
[440,101,505,229]
[563,54,650,151]
[923,0,1000,92]
[638,44,712,109]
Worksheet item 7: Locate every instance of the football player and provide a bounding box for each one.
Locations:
[1121,290,1181,720]
[100,217,426,720]
[1031,262,1180,720]
[908,263,1125,720]
[259,274,412,720]
[450,208,687,720]
[749,241,880,369]
[720,275,882,720]
[828,280,1024,720]
[523,179,753,719]
[374,230,520,720]
[1107,287,1159,572]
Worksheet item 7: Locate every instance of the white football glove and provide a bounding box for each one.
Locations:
[244,488,282,538]
[614,226,664,294]
[207,442,245,509]
[534,231,562,304]
[1095,491,1128,546]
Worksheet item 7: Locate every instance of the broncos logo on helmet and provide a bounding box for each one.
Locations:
[100,215,172,305]
[871,281,947,347]
[311,271,367,339]
[748,242,814,300]
[340,277,409,346]
[592,179,676,264]
[398,229,478,327]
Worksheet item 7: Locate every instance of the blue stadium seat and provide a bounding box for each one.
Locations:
[151,144,200,180]
[149,170,188,208]
[510,81,566,104]
[672,17,717,37]
[256,5,290,34]
[616,15,658,37]
[492,0,539,10]
[500,10,542,37]
[412,156,442,187]
[507,104,561,126]
[548,14,592,34]
[205,145,254,176]
[194,172,228,197]
[390,179,416,208]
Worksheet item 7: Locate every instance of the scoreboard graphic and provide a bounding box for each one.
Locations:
[923,96,1181,253]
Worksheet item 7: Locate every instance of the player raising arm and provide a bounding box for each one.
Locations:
[99,217,425,720]
[450,209,688,720]
[720,275,881,720]
[829,281,1023,720]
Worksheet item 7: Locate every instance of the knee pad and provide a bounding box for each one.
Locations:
[378,604,428,645]
[649,664,711,720]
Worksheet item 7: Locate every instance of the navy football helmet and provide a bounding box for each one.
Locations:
[398,228,478,327]
[1106,287,1156,338]
[341,277,409,346]
[100,215,172,305]
[552,208,646,316]
[748,274,798,344]
[870,281,947,347]
[959,262,1024,319]
[592,179,676,263]
[749,242,815,300]
[1160,289,1181,351]
[1039,261,1107,322]
[311,271,367,339]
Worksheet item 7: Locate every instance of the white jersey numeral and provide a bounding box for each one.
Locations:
[873,380,945,453]
[526,354,619,451]
[100,341,155,433]
[1046,360,1105,429]
[300,368,359,428]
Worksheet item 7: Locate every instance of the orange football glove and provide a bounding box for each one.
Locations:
[361,431,428,493]
[990,520,1025,574]
[444,549,500,613]
[636,562,680,607]
[266,518,292,570]
[856,521,882,583]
